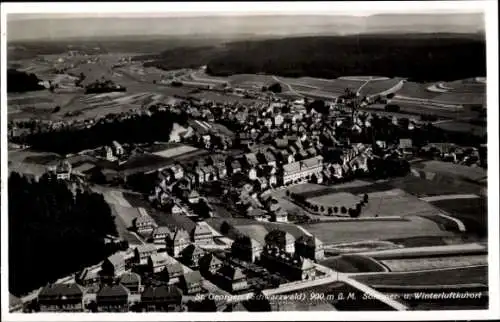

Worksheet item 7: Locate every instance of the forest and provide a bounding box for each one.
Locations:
[7,69,45,93]
[8,173,118,296]
[143,34,485,82]
[12,108,189,155]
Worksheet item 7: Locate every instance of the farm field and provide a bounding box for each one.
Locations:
[352,265,488,287]
[380,254,488,272]
[302,215,456,245]
[388,176,483,198]
[434,121,487,137]
[412,160,487,183]
[395,82,441,100]
[358,78,404,97]
[320,255,388,273]
[430,197,487,237]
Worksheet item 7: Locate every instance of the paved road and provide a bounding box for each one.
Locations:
[420,194,480,202]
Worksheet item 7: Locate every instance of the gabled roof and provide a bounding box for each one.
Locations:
[301,156,324,169]
[298,257,315,270]
[134,213,156,226]
[172,228,190,242]
[141,285,182,301]
[265,230,295,249]
[245,153,259,166]
[283,162,300,174]
[106,253,125,268]
[153,226,172,236]
[119,272,141,285]
[200,253,223,268]
[135,243,157,255]
[182,270,203,285]
[247,208,268,218]
[97,284,130,298]
[149,253,170,266]
[192,224,212,237]
[188,190,200,199]
[165,263,184,276]
[39,283,85,299]
[217,265,246,281]
[181,244,205,259]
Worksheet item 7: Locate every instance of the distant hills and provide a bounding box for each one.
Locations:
[8,13,484,42]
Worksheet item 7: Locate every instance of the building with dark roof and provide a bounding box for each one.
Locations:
[191,224,213,244]
[141,285,183,312]
[199,253,224,275]
[102,253,126,277]
[96,284,130,312]
[147,253,173,274]
[165,262,184,280]
[180,244,205,268]
[260,246,316,281]
[38,283,86,312]
[231,236,263,263]
[152,226,172,244]
[216,265,249,293]
[180,271,203,295]
[119,272,142,293]
[295,235,325,261]
[134,243,158,265]
[265,229,296,254]
[166,228,191,257]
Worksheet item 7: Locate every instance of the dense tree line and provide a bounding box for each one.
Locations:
[13,109,189,155]
[205,35,485,82]
[7,69,45,93]
[8,173,118,296]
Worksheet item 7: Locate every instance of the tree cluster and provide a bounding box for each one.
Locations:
[205,34,485,82]
[8,173,118,296]
[13,108,189,155]
[7,69,45,93]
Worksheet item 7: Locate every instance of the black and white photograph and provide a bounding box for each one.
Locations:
[1,1,498,320]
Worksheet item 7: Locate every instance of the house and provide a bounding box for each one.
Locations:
[248,167,258,180]
[195,168,205,185]
[264,152,277,168]
[185,173,197,187]
[148,253,171,274]
[260,246,316,281]
[152,226,172,244]
[295,235,325,261]
[180,244,205,268]
[38,283,86,312]
[265,230,295,254]
[199,253,224,276]
[214,163,227,179]
[191,224,213,244]
[171,204,183,215]
[268,175,277,187]
[274,114,284,127]
[165,262,184,280]
[96,284,130,312]
[52,160,72,180]
[188,190,200,204]
[75,268,101,292]
[271,208,288,223]
[180,271,203,295]
[264,118,273,128]
[399,138,413,149]
[274,138,289,149]
[256,177,268,190]
[119,272,142,293]
[231,236,263,263]
[282,162,301,185]
[102,253,126,277]
[134,244,158,265]
[133,209,157,235]
[216,265,249,293]
[231,160,242,173]
[246,208,269,221]
[141,286,183,312]
[245,153,259,168]
[170,164,184,180]
[112,140,124,156]
[166,228,191,257]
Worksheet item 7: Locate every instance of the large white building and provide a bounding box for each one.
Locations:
[282,156,324,185]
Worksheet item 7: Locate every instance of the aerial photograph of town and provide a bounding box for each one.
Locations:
[1,1,498,319]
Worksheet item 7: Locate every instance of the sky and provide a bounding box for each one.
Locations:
[4,2,486,41]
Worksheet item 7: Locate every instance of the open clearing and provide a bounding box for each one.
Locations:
[320,255,388,273]
[302,215,455,245]
[381,254,488,272]
[352,265,487,287]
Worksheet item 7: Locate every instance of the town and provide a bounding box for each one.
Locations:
[6,8,490,314]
